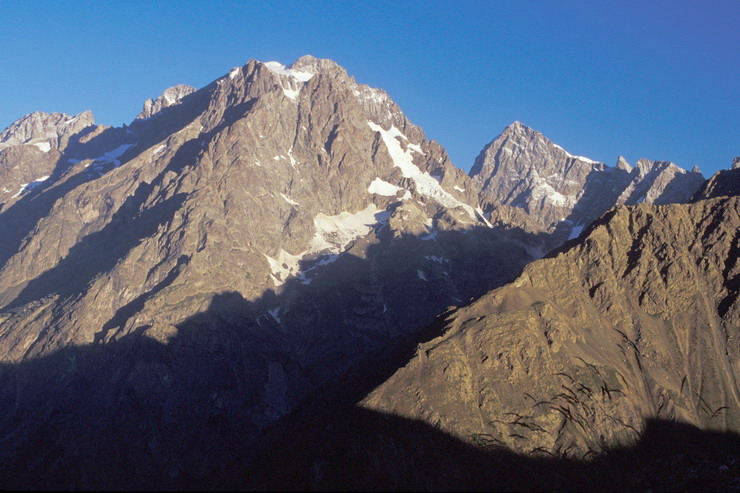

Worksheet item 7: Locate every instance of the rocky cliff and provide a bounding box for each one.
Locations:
[0,111,96,205]
[472,122,705,249]
[136,84,197,120]
[363,195,740,458]
[0,56,533,489]
[0,54,733,490]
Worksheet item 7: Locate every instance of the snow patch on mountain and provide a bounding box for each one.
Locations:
[367,121,477,220]
[33,141,51,152]
[264,61,314,82]
[552,143,601,165]
[568,223,585,240]
[265,61,314,101]
[11,175,50,198]
[265,249,304,287]
[368,177,402,196]
[424,256,448,264]
[265,204,391,287]
[310,204,387,254]
[93,143,135,167]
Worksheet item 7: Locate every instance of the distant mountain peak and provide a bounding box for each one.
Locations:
[0,110,94,150]
[616,155,632,172]
[136,83,196,120]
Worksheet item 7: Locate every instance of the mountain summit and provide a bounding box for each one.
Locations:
[0,56,734,490]
[471,121,705,248]
[0,56,529,489]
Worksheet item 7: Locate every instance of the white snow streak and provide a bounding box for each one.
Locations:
[310,204,387,254]
[553,143,601,165]
[367,177,402,196]
[367,121,476,220]
[11,175,50,198]
[280,193,299,206]
[93,143,135,167]
[264,61,314,82]
[268,308,282,324]
[424,255,448,264]
[265,61,313,101]
[475,207,494,228]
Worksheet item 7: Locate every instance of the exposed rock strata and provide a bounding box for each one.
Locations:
[363,196,740,457]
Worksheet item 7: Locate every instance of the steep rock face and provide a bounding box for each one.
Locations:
[0,56,533,488]
[136,84,197,119]
[694,159,740,200]
[363,196,740,457]
[0,111,95,204]
[0,110,94,150]
[471,122,705,247]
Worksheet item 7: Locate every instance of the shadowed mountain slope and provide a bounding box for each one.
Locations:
[363,195,739,458]
[0,55,735,490]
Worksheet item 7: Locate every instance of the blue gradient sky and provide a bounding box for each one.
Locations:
[2,0,738,175]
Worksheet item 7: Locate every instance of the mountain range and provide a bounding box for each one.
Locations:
[0,55,736,490]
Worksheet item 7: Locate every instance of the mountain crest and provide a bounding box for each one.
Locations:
[0,110,94,150]
[136,84,196,120]
[616,155,632,172]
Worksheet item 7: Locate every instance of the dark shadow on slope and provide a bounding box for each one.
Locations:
[0,293,738,491]
[653,169,705,205]
[0,80,219,272]
[563,167,632,231]
[245,409,740,492]
[692,167,740,201]
[0,220,544,490]
[0,95,259,310]
[4,186,188,310]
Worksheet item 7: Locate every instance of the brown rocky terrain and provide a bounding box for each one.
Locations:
[0,54,735,490]
[136,84,197,120]
[362,195,740,458]
[0,111,96,205]
[0,56,533,489]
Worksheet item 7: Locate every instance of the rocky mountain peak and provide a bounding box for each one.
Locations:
[0,110,94,150]
[136,83,196,120]
[472,124,705,247]
[0,53,736,490]
[616,155,632,172]
[733,156,740,170]
[635,158,655,175]
[290,54,346,76]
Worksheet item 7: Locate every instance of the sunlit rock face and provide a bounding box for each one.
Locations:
[0,56,532,489]
[364,194,740,458]
[471,121,704,250]
[0,55,729,490]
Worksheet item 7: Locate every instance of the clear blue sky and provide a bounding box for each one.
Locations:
[2,0,738,176]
